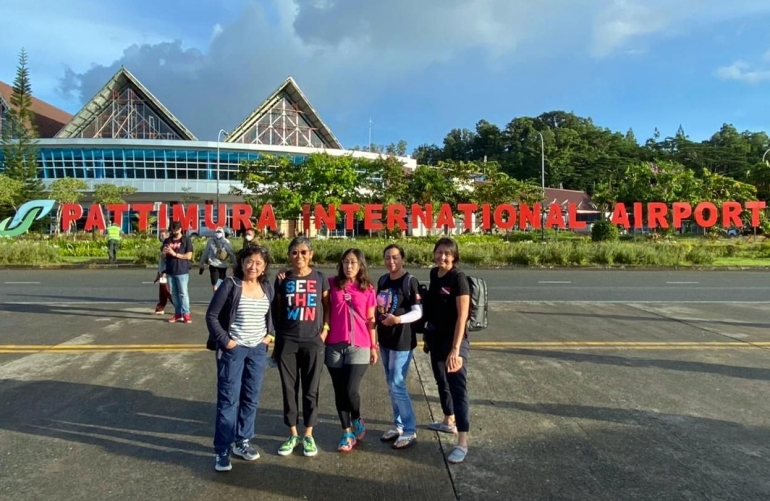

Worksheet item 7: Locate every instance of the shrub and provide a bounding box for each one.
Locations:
[591,220,619,242]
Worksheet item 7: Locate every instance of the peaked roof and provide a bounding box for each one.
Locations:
[545,188,599,211]
[0,80,72,138]
[226,76,342,149]
[55,66,197,140]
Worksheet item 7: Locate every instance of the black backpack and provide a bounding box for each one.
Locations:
[466,275,488,332]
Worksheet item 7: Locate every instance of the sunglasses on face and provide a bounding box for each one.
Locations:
[290,249,310,257]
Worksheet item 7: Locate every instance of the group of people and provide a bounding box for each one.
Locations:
[153,223,256,320]
[204,235,472,472]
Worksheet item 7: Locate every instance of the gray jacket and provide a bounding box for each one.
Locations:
[200,237,236,269]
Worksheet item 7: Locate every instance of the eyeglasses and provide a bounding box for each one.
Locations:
[342,260,359,266]
[243,259,264,268]
[290,249,310,257]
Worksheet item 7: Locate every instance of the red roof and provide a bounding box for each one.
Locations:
[545,188,598,211]
[0,80,72,138]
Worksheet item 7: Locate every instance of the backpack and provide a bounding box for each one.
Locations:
[465,275,488,332]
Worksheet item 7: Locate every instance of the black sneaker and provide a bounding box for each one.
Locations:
[233,439,260,461]
[215,450,232,472]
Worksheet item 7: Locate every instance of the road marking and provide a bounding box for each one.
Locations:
[666,281,699,284]
[538,281,572,284]
[3,282,40,284]
[1,341,768,354]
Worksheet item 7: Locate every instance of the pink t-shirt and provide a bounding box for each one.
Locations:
[327,278,376,347]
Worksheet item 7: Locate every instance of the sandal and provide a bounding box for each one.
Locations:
[447,445,468,464]
[381,429,402,442]
[337,432,357,452]
[392,433,416,449]
[428,422,457,434]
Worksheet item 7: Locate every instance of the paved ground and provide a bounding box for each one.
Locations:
[1,270,769,500]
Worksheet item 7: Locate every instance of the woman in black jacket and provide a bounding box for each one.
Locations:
[205,245,275,472]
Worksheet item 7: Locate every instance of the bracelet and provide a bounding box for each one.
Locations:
[323,323,330,331]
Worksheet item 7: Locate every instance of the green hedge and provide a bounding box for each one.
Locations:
[0,234,759,267]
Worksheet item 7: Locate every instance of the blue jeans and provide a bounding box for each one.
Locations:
[214,343,269,453]
[167,274,190,315]
[380,348,416,435]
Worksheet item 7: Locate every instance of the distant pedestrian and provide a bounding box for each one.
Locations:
[376,244,423,449]
[161,221,194,323]
[325,248,377,452]
[243,227,257,249]
[199,226,236,292]
[106,221,122,264]
[206,245,275,472]
[423,237,471,464]
[154,230,172,314]
[272,236,329,457]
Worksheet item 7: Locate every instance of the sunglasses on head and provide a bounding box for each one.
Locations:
[290,249,309,257]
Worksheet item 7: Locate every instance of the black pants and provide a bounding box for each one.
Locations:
[328,364,368,429]
[428,336,470,433]
[208,266,227,286]
[277,337,324,428]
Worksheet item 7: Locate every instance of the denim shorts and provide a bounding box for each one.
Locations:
[325,342,370,368]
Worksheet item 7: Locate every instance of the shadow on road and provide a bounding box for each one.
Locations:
[517,309,770,329]
[473,348,770,382]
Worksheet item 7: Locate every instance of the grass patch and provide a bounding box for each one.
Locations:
[3,234,769,267]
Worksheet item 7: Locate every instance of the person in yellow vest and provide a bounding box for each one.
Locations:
[106,222,123,264]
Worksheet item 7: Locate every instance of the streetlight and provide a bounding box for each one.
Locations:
[216,129,229,209]
[537,132,545,241]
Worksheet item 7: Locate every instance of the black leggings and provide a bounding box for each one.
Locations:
[328,364,368,430]
[429,339,470,433]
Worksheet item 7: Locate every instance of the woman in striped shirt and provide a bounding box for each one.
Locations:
[205,245,275,472]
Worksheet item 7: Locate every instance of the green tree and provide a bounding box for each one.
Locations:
[1,48,44,205]
[233,153,366,231]
[92,183,138,206]
[48,177,88,233]
[0,174,24,211]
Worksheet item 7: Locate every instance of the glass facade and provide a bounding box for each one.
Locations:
[0,145,308,181]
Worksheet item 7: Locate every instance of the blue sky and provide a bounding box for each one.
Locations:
[1,0,770,152]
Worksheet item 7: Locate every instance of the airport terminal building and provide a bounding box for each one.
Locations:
[0,67,415,233]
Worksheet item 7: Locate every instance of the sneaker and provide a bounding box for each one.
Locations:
[214,450,232,472]
[277,435,300,456]
[154,308,165,315]
[233,439,260,461]
[182,314,192,323]
[352,418,366,441]
[303,436,318,457]
[168,315,182,323]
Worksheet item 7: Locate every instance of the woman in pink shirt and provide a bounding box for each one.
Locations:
[325,248,378,452]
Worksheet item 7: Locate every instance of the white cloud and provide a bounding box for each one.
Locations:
[716,60,770,85]
[6,0,767,139]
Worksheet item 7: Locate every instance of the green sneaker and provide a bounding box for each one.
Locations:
[303,436,318,457]
[277,435,300,456]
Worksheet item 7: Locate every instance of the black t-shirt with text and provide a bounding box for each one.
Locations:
[162,236,193,276]
[273,269,328,342]
[376,273,422,351]
[425,267,470,339]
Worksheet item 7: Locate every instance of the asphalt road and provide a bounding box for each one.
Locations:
[1,269,769,500]
[1,268,769,304]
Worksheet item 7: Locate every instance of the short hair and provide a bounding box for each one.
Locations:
[433,237,460,263]
[234,245,271,283]
[383,244,405,259]
[169,221,182,231]
[288,236,313,253]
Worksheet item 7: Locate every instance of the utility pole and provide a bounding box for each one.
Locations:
[216,129,229,212]
[537,132,545,242]
[368,117,373,152]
